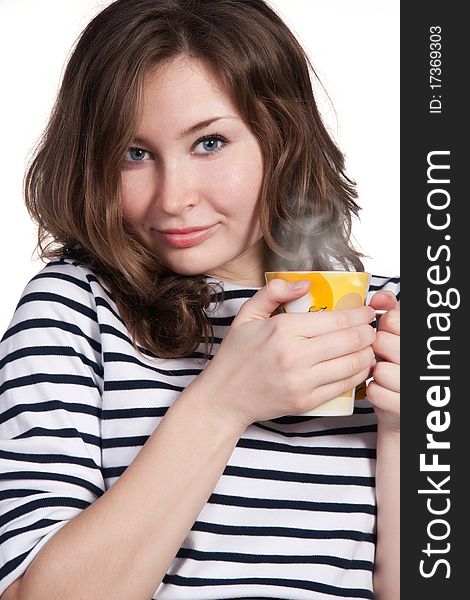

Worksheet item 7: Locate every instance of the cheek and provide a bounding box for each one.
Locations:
[211,150,263,214]
[120,172,151,221]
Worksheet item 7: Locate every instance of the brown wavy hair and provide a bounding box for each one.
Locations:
[24,0,364,361]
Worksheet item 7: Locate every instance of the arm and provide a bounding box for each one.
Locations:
[374,426,400,600]
[12,378,245,600]
[1,262,243,599]
[367,292,400,599]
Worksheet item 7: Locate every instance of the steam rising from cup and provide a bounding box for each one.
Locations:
[265,211,354,273]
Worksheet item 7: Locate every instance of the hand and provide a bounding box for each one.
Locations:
[199,278,376,429]
[367,291,400,433]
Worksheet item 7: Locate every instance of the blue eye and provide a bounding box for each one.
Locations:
[194,134,227,156]
[124,147,152,163]
[123,133,228,166]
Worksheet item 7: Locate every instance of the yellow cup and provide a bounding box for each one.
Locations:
[264,271,371,417]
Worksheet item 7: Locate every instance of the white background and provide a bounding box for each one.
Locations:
[0,0,399,336]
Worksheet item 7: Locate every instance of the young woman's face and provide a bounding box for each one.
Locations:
[121,56,265,286]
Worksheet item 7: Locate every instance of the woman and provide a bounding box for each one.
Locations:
[0,0,400,598]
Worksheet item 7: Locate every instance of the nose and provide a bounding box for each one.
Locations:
[155,160,199,216]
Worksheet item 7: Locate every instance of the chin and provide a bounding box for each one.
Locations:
[160,259,213,277]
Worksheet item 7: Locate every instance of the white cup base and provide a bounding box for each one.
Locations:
[293,388,355,417]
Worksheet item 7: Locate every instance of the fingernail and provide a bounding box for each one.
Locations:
[289,280,310,291]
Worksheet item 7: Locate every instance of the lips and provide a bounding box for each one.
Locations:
[155,223,220,248]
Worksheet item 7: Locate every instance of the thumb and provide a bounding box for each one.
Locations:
[369,290,398,311]
[233,278,311,325]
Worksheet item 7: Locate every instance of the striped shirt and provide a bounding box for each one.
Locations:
[0,258,400,599]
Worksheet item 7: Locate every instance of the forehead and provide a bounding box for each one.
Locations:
[141,56,236,116]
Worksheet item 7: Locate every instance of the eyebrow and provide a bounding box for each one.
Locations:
[176,116,237,139]
[133,116,237,147]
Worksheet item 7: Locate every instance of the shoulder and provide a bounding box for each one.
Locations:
[11,257,114,320]
[20,257,111,300]
[0,258,109,413]
[1,258,120,352]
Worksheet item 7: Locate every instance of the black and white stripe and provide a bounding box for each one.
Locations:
[0,258,399,599]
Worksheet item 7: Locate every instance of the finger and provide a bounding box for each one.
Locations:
[376,306,400,336]
[366,380,400,417]
[302,366,372,414]
[277,305,375,339]
[372,361,400,393]
[367,358,378,379]
[234,278,313,324]
[373,330,400,364]
[308,346,375,388]
[306,323,376,365]
[369,290,398,312]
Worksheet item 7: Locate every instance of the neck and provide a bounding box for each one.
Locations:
[205,238,269,287]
